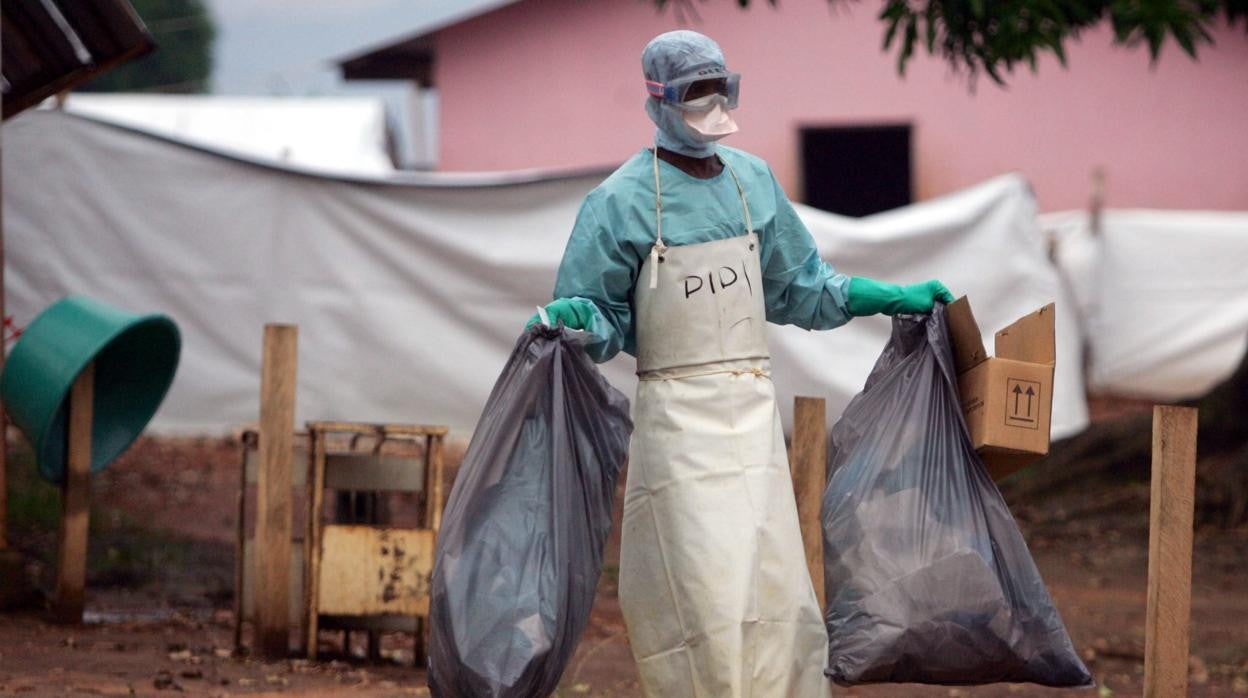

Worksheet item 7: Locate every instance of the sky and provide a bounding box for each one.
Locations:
[201,0,503,96]
[199,0,514,166]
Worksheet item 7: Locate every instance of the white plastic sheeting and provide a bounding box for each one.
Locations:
[1041,209,1248,399]
[4,111,1087,438]
[54,94,397,176]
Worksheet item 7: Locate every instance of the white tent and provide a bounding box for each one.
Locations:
[1042,209,1248,399]
[6,111,1089,439]
[53,94,397,176]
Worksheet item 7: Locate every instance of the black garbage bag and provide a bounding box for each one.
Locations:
[821,304,1093,687]
[428,325,632,698]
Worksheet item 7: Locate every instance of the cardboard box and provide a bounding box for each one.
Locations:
[946,297,1056,480]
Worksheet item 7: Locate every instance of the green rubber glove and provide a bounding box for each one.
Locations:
[846,278,955,317]
[526,297,598,331]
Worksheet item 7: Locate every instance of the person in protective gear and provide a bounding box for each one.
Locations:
[528,30,953,698]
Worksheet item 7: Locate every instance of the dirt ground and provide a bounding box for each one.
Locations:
[3,432,1247,697]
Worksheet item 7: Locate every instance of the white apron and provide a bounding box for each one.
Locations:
[617,152,828,698]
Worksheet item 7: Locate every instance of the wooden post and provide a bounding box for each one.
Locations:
[304,427,327,659]
[1144,405,1197,698]
[53,362,94,623]
[426,434,444,532]
[790,396,826,609]
[255,325,297,657]
[232,433,252,652]
[0,12,9,552]
[415,432,446,668]
[0,26,22,606]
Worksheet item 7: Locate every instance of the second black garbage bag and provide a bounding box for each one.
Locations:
[428,325,633,698]
[821,304,1092,687]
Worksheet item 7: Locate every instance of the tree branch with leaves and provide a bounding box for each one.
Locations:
[79,0,216,93]
[654,0,1248,85]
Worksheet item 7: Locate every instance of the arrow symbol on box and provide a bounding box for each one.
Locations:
[1013,383,1023,414]
[1026,386,1035,416]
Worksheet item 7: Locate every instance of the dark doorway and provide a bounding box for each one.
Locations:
[800,124,912,216]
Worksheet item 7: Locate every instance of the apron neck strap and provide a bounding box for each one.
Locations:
[722,160,754,236]
[648,149,755,290]
[652,149,666,252]
[651,148,755,248]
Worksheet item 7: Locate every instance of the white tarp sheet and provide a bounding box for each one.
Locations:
[1042,209,1248,399]
[54,94,397,176]
[4,112,1087,439]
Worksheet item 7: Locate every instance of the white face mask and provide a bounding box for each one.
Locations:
[681,94,738,142]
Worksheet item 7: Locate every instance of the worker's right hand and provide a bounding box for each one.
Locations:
[846,278,955,317]
[526,297,598,331]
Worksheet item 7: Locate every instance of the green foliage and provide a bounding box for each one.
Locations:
[655,0,1247,85]
[79,0,216,93]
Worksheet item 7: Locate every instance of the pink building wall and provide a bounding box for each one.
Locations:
[434,1,1248,212]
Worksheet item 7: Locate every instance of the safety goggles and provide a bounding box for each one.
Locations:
[645,72,740,109]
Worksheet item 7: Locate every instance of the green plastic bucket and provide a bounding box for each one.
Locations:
[1,296,181,483]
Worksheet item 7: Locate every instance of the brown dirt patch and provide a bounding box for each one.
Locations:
[3,435,1246,696]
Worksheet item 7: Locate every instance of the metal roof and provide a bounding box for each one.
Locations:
[2,0,153,120]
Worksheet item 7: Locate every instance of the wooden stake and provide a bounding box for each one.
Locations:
[426,434,444,532]
[53,362,94,623]
[0,15,9,551]
[0,407,6,549]
[255,324,297,658]
[790,396,827,609]
[304,427,327,660]
[1144,405,1197,698]
[232,433,251,652]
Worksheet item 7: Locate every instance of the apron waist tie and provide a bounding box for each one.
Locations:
[637,358,772,382]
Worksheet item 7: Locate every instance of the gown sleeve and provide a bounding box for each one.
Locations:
[759,167,854,331]
[551,192,636,363]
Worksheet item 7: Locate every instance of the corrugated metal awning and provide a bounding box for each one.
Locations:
[2,0,152,120]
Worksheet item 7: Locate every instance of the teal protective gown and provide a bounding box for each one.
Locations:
[553,146,853,363]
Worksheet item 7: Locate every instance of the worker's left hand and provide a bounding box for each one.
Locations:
[526,297,598,331]
[846,278,955,317]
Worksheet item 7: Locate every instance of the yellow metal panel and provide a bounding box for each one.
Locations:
[316,525,434,616]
